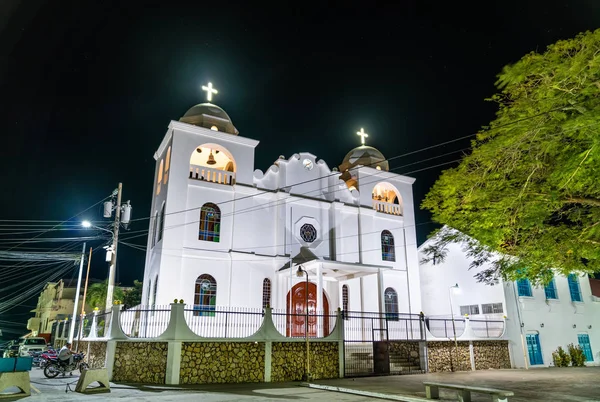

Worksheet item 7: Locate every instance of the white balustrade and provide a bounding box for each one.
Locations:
[372,200,403,216]
[189,164,235,185]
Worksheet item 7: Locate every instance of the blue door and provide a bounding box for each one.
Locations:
[578,334,594,362]
[526,334,544,365]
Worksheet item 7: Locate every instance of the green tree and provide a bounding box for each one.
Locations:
[122,279,143,308]
[422,30,600,284]
[85,280,125,310]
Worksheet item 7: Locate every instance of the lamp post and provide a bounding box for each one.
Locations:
[82,220,115,310]
[448,283,459,371]
[296,266,310,381]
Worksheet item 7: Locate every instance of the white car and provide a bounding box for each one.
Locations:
[19,337,48,356]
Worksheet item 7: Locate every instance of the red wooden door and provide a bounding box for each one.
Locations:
[286,282,329,337]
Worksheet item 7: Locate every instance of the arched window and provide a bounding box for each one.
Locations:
[151,211,158,247]
[164,146,171,184]
[381,230,395,261]
[262,278,271,308]
[194,274,217,316]
[342,285,349,320]
[384,287,399,321]
[157,160,163,195]
[199,203,221,242]
[151,276,158,316]
[157,203,165,243]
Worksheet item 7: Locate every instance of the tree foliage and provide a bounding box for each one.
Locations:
[422,30,600,284]
[122,280,143,309]
[85,280,125,310]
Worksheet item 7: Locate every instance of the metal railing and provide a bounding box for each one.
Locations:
[184,306,264,338]
[470,319,504,338]
[343,311,424,342]
[120,305,170,338]
[95,311,112,338]
[425,317,466,339]
[272,309,337,338]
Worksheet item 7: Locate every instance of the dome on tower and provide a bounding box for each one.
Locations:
[339,145,389,172]
[179,103,239,135]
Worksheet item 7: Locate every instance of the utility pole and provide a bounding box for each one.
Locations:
[76,247,93,350]
[105,183,122,311]
[68,242,86,343]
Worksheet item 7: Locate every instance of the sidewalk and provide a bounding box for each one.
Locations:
[314,367,600,402]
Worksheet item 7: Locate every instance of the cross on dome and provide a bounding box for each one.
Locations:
[356,128,369,145]
[202,82,218,102]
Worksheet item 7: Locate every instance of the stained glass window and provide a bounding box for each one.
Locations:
[300,224,317,243]
[384,287,399,321]
[381,230,395,261]
[194,274,217,316]
[199,203,221,242]
[262,278,271,308]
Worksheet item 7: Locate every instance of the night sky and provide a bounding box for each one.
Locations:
[1,0,599,336]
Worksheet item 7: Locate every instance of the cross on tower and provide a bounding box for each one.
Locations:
[356,128,369,145]
[202,82,218,102]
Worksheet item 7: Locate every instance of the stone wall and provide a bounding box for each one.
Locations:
[76,341,107,369]
[271,341,339,381]
[427,341,471,372]
[389,341,422,373]
[473,341,511,370]
[112,342,168,384]
[179,342,264,384]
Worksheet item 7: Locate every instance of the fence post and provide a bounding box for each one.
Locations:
[89,309,99,339]
[469,340,476,371]
[158,302,198,340]
[337,308,345,378]
[108,304,127,340]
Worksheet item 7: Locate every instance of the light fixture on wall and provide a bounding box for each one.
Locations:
[573,324,577,329]
[207,150,217,165]
[540,323,544,328]
[588,325,592,329]
[196,147,202,153]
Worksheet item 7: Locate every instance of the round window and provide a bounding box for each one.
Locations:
[300,223,317,243]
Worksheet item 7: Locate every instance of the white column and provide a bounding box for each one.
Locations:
[317,263,324,337]
[165,341,182,385]
[377,269,386,340]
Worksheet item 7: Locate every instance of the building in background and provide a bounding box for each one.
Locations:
[419,231,600,368]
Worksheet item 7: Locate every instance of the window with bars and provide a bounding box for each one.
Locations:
[342,285,349,319]
[481,303,503,314]
[517,278,532,297]
[568,274,582,302]
[194,274,217,316]
[262,278,271,308]
[544,278,558,300]
[384,287,399,321]
[199,203,221,242]
[381,230,395,262]
[459,304,480,316]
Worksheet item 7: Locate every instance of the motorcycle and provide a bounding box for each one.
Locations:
[43,352,88,378]
[39,348,58,368]
[28,351,44,367]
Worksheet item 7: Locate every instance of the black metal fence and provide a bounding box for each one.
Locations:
[120,305,170,338]
[271,309,337,338]
[470,319,504,338]
[184,306,265,338]
[425,317,466,339]
[343,311,424,342]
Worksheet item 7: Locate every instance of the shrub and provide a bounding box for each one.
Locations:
[568,343,586,367]
[551,346,571,367]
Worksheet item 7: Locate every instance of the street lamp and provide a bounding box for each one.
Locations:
[296,266,310,381]
[448,283,459,371]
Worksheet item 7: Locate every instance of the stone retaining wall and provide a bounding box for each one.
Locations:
[473,340,511,370]
[112,342,168,384]
[427,341,471,372]
[271,342,339,381]
[179,342,265,384]
[77,341,107,369]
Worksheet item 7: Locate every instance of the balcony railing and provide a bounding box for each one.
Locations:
[372,200,403,216]
[189,164,235,185]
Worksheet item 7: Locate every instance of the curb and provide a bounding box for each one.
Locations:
[300,382,429,402]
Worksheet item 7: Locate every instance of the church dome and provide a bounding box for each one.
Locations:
[179,103,239,135]
[339,145,389,172]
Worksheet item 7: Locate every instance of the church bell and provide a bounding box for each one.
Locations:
[207,150,217,165]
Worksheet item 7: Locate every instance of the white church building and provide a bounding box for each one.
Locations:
[141,84,422,338]
[419,233,600,368]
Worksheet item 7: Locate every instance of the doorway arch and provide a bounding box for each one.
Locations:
[286,282,330,337]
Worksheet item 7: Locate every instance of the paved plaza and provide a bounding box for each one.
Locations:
[2,367,600,401]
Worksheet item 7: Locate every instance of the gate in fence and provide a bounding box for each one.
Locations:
[343,311,425,377]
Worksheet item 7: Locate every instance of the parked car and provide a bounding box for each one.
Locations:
[3,343,20,358]
[18,337,48,357]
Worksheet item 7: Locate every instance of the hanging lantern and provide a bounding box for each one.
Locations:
[207,150,217,165]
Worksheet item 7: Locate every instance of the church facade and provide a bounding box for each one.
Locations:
[141,93,422,337]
